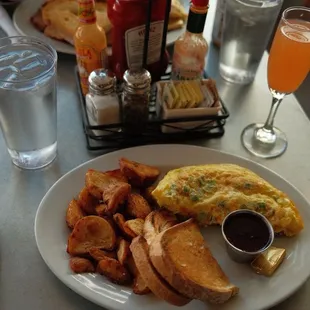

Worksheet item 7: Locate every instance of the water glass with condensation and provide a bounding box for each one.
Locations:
[219,0,283,84]
[0,36,58,169]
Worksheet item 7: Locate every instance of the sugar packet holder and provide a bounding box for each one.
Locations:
[156,79,222,133]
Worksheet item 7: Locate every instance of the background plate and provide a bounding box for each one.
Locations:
[13,0,187,55]
[35,144,310,310]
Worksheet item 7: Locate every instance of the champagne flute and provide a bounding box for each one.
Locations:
[241,6,310,158]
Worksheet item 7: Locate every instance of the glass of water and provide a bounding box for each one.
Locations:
[0,36,57,169]
[219,0,283,84]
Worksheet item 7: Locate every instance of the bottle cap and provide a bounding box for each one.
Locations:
[191,0,209,7]
[123,68,152,92]
[88,69,116,95]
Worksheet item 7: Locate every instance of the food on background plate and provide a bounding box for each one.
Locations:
[149,219,239,304]
[65,157,299,306]
[31,0,188,47]
[31,0,111,45]
[251,246,286,277]
[152,164,304,236]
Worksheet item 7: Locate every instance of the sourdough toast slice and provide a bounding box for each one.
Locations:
[130,236,191,306]
[149,219,239,304]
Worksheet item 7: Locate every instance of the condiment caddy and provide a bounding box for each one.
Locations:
[74,0,229,150]
[76,65,229,150]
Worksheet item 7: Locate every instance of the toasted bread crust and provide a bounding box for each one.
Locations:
[149,219,239,304]
[143,210,177,245]
[130,236,191,306]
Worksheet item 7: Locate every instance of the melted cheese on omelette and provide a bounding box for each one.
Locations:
[152,164,303,236]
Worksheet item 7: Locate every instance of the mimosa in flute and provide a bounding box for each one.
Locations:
[241,7,310,158]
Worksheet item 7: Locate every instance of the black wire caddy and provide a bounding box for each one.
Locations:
[76,0,230,151]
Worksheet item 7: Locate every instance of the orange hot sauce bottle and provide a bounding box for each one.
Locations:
[74,0,108,95]
[172,0,209,80]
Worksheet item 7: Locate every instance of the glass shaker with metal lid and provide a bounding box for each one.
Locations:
[86,69,120,131]
[122,68,151,131]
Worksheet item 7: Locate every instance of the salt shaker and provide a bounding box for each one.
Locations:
[85,69,119,132]
[122,69,151,132]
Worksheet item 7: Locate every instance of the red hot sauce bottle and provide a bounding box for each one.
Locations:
[107,0,169,82]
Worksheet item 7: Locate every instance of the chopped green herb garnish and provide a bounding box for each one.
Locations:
[257,202,266,210]
[183,186,190,193]
[171,184,177,190]
[206,180,216,186]
[244,183,252,189]
[217,201,226,208]
[198,178,204,186]
[190,194,199,202]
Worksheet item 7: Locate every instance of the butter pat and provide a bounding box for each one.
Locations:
[251,246,286,276]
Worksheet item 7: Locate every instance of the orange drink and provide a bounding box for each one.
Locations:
[268,20,310,94]
[74,0,107,95]
[241,7,310,159]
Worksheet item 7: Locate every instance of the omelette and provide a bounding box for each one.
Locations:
[152,164,304,236]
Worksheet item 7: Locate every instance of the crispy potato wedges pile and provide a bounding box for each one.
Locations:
[66,157,178,294]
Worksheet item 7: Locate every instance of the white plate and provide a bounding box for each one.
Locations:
[13,0,186,55]
[35,144,310,310]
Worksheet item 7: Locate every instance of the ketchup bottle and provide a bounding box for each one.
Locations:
[107,0,169,82]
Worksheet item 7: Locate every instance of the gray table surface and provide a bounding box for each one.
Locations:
[1,2,310,310]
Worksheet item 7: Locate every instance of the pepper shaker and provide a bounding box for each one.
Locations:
[85,69,120,135]
[122,68,151,132]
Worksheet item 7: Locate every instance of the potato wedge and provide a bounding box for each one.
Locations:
[133,274,151,295]
[69,257,95,273]
[89,247,117,260]
[66,199,85,229]
[85,169,131,214]
[95,204,108,217]
[77,187,98,215]
[143,210,178,245]
[126,255,138,276]
[113,213,136,239]
[119,157,160,187]
[125,219,144,236]
[105,169,128,183]
[97,257,131,285]
[126,193,152,219]
[141,185,158,206]
[67,216,116,256]
[117,239,131,265]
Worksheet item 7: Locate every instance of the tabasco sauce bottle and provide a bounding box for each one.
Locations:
[171,0,209,80]
[74,0,107,95]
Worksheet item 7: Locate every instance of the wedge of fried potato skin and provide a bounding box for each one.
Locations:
[141,185,158,206]
[66,199,85,229]
[67,216,116,256]
[143,210,178,245]
[95,204,108,217]
[89,247,117,260]
[102,181,131,215]
[119,157,160,187]
[105,169,128,183]
[97,257,131,285]
[125,219,144,236]
[126,193,152,219]
[85,169,131,215]
[133,274,151,295]
[70,257,95,273]
[113,213,136,239]
[117,239,131,265]
[77,187,98,215]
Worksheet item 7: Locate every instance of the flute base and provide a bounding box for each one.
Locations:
[241,123,287,159]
